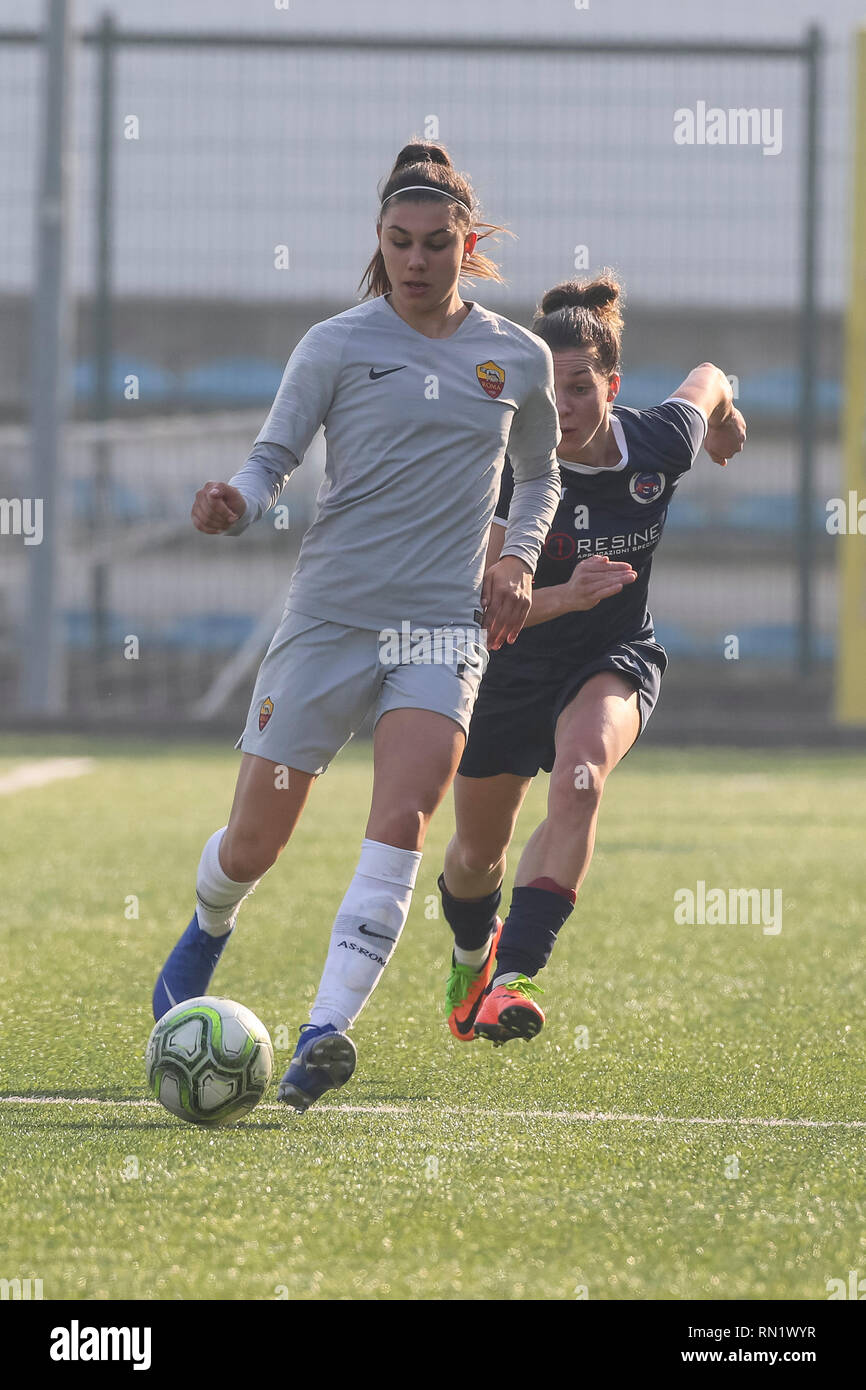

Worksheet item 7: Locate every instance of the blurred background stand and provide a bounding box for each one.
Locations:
[0,4,862,742]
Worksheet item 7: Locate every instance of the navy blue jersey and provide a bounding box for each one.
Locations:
[493,398,706,665]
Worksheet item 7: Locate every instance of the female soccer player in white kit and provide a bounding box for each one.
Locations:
[152,142,562,1110]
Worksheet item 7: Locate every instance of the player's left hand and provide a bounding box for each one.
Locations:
[705,407,746,467]
[481,555,533,650]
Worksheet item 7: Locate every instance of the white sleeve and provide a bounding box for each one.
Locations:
[494,342,561,568]
[254,316,348,456]
[505,340,562,481]
[223,440,299,536]
[500,468,561,571]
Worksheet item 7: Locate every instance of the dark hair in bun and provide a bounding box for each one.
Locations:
[393,142,452,171]
[358,138,511,299]
[533,272,624,377]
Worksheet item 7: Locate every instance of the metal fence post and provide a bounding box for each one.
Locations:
[22,0,74,714]
[91,10,116,676]
[836,29,866,725]
[797,24,822,676]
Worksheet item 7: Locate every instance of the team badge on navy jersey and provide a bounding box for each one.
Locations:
[259,696,274,732]
[476,361,505,398]
[629,471,666,504]
[491,399,706,662]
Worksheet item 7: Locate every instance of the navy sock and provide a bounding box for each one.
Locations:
[437,872,501,951]
[494,882,576,980]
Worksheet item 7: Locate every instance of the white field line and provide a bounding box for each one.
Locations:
[0,757,95,795]
[0,1096,864,1129]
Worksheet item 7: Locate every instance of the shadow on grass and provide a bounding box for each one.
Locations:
[0,1092,287,1130]
[2,1087,433,1106]
[0,1089,149,1102]
[2,1111,286,1133]
[333,1093,432,1104]
[3,1115,181,1132]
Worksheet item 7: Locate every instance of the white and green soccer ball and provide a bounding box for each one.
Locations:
[145,996,274,1126]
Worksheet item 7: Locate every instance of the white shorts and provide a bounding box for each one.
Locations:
[235,609,487,775]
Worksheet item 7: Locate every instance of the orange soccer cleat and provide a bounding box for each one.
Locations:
[473,974,545,1047]
[444,917,503,1041]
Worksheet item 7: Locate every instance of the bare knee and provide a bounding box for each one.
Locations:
[548,756,606,822]
[368,806,427,852]
[220,828,283,883]
[449,831,506,882]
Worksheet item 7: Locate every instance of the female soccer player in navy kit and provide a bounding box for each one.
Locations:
[439,275,747,1045]
[151,142,563,1109]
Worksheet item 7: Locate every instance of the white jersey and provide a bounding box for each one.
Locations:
[230,294,561,629]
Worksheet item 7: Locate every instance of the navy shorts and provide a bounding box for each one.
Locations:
[458,633,668,780]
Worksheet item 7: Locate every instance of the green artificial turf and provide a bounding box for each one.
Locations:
[1,736,864,1300]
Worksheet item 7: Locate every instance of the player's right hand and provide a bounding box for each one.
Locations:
[564,555,637,611]
[191,481,246,534]
[705,407,747,467]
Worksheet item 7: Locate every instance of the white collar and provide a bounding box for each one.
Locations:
[557,414,629,476]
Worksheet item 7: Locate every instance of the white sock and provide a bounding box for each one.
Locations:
[454,936,493,970]
[493,971,521,986]
[195,827,261,937]
[310,838,422,1030]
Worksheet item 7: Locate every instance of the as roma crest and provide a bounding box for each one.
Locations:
[476,360,505,399]
[258,696,274,732]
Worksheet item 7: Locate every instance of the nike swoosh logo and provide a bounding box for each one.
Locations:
[369,366,406,380]
[358,923,396,943]
[454,1012,477,1035]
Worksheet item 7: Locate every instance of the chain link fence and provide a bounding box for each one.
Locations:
[0,19,839,734]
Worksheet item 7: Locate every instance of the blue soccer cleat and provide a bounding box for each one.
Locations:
[276,1023,357,1112]
[152,912,233,1021]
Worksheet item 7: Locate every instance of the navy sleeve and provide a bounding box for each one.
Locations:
[493,455,515,524]
[634,399,707,475]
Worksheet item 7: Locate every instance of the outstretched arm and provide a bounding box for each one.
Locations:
[485,521,636,630]
[670,363,746,467]
[191,441,299,535]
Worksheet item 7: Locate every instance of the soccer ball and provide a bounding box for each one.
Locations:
[145,996,274,1126]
